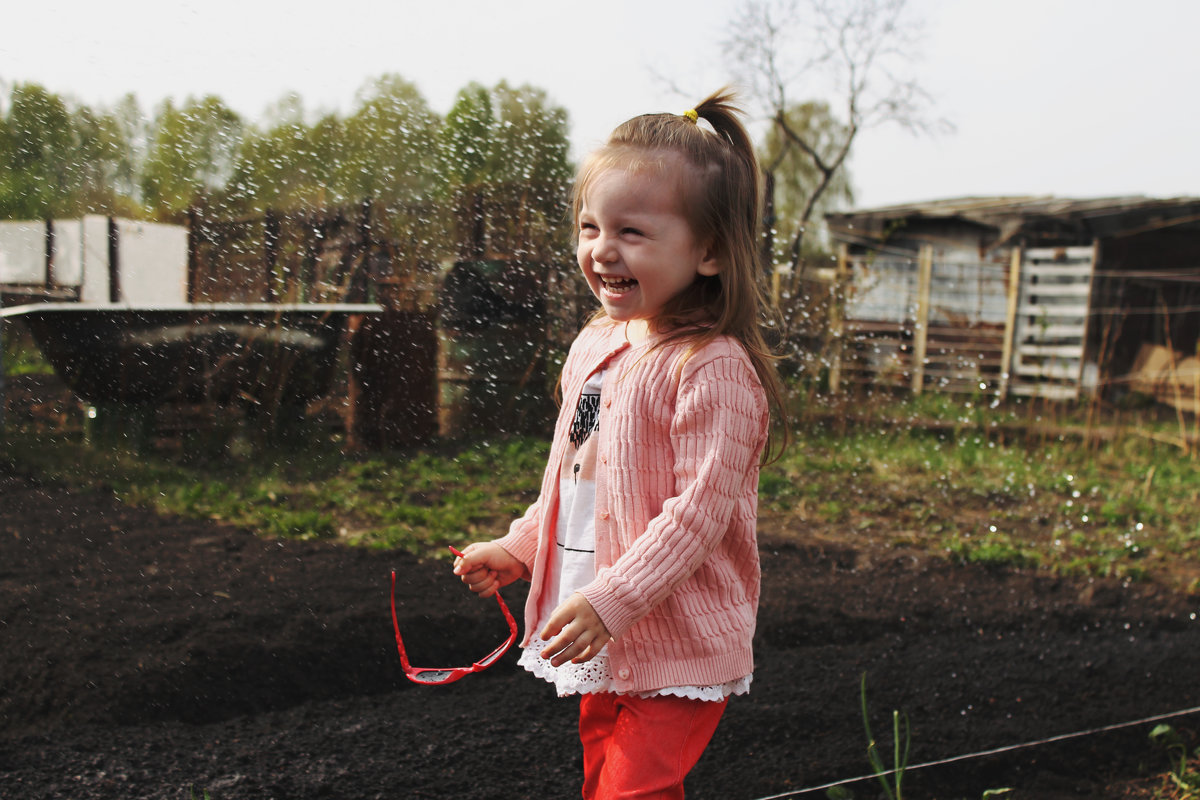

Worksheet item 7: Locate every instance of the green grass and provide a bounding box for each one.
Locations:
[1,428,548,557]
[1149,724,1200,799]
[761,394,1200,590]
[3,392,1198,589]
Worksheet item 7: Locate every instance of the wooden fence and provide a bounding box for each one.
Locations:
[827,244,1098,399]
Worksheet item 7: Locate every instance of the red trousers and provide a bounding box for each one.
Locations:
[578,692,728,800]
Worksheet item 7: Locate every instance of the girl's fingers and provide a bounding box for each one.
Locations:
[540,624,593,665]
[464,569,499,597]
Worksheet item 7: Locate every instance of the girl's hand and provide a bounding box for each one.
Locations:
[452,542,524,599]
[539,592,611,667]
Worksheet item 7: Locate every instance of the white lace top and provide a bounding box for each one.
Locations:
[518,368,751,701]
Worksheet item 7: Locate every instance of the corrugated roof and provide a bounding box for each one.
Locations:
[826,195,1200,247]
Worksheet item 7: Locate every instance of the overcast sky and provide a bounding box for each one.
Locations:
[4,0,1198,209]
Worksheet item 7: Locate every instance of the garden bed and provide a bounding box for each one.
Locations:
[2,464,1197,799]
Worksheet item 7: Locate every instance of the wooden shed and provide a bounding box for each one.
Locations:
[821,195,1200,404]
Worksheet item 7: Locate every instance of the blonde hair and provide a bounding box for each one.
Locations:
[571,88,788,460]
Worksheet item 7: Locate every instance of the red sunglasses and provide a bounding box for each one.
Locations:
[390,546,518,685]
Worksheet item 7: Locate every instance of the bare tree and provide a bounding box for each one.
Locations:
[725,0,945,299]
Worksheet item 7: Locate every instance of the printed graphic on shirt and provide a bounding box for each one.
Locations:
[568,386,601,447]
[543,369,603,621]
[561,369,602,487]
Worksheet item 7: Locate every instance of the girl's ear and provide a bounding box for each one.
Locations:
[697,245,722,277]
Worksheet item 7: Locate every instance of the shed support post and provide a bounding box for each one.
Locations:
[186,208,199,303]
[264,210,280,303]
[999,247,1023,400]
[828,243,849,393]
[107,216,121,303]
[45,219,56,287]
[0,316,6,434]
[911,244,934,394]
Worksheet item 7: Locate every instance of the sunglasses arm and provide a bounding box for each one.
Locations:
[390,569,415,672]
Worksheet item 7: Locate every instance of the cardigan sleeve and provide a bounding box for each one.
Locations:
[580,346,768,640]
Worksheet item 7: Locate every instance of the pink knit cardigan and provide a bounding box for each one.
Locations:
[494,319,769,694]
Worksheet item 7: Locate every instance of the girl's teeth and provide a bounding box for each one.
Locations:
[603,277,636,294]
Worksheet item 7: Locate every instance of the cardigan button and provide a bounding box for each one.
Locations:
[598,511,610,520]
[617,668,631,680]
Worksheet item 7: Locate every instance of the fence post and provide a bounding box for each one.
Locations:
[911,244,933,394]
[45,219,56,288]
[828,243,849,393]
[107,216,121,303]
[0,316,6,435]
[999,247,1022,400]
[1078,239,1102,395]
[186,208,199,303]
[263,210,280,303]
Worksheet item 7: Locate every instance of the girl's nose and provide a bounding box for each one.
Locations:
[591,232,617,263]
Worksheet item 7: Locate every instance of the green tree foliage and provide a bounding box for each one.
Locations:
[488,82,571,191]
[339,74,443,207]
[0,76,574,269]
[140,95,244,220]
[228,78,450,217]
[440,81,572,261]
[226,105,343,214]
[108,93,150,206]
[0,83,128,218]
[440,83,493,188]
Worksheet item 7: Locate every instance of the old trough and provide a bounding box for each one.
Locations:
[1,302,376,406]
[1,216,382,439]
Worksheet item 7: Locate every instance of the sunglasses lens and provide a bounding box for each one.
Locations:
[412,669,455,683]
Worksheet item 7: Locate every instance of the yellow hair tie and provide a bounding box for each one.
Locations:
[682,109,699,124]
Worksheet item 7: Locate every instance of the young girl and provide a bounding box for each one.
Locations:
[453,89,785,799]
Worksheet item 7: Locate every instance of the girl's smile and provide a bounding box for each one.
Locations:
[598,275,637,295]
[576,159,721,331]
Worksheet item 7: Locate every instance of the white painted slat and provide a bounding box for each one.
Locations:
[1024,246,1095,261]
[1021,263,1095,277]
[1016,303,1089,317]
[1017,344,1086,358]
[1009,383,1080,400]
[1013,361,1081,380]
[1021,283,1093,297]
[1022,324,1091,338]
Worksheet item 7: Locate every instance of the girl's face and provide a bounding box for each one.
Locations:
[576,161,720,331]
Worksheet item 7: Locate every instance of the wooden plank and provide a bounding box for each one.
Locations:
[1018,324,1090,339]
[1009,383,1080,400]
[1016,303,1090,317]
[1013,361,1082,379]
[1022,263,1095,277]
[1075,239,1100,391]
[845,320,910,334]
[1018,344,1087,358]
[999,247,1022,400]
[1025,246,1095,261]
[1020,283,1093,297]
[829,243,849,393]
[911,244,934,394]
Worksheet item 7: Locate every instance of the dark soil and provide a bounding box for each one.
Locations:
[3,463,1199,800]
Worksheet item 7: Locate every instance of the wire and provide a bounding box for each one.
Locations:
[749,704,1200,800]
